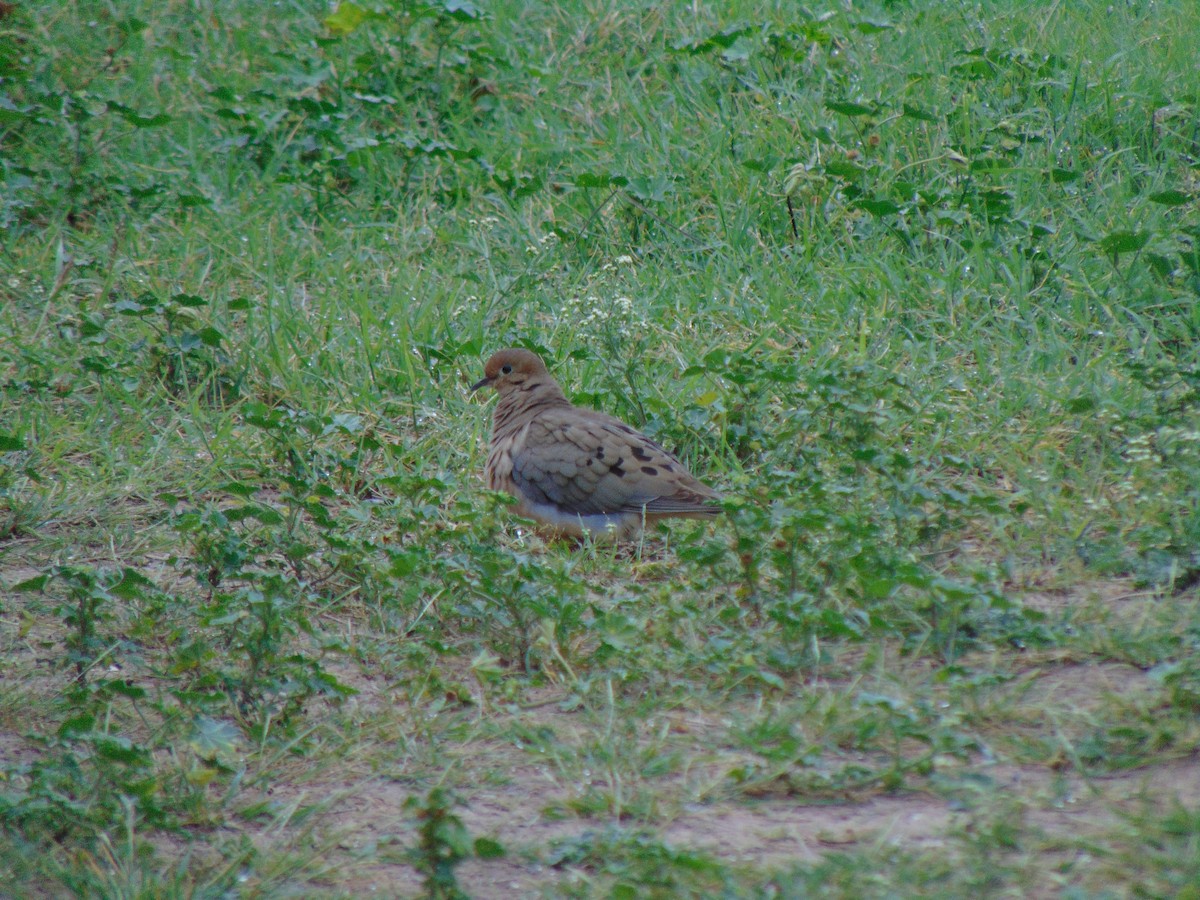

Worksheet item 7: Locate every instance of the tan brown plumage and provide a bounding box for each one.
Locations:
[471,349,721,540]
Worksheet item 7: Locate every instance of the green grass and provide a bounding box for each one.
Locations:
[3,0,1200,895]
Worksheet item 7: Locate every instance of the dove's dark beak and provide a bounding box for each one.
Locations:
[470,376,493,393]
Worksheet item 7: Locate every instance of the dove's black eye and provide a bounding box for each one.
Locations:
[500,364,513,374]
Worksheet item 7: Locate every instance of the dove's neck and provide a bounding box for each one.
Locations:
[492,378,570,437]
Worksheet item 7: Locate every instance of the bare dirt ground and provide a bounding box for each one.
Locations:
[287,725,1200,898]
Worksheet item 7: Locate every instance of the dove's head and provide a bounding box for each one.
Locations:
[471,348,554,397]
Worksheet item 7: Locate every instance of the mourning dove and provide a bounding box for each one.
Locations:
[471,348,721,540]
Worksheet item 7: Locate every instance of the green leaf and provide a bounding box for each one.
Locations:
[106,679,147,700]
[329,413,364,434]
[110,568,156,600]
[117,17,149,34]
[93,735,144,763]
[243,402,283,429]
[901,103,938,122]
[324,2,378,35]
[672,24,754,55]
[80,356,115,374]
[473,837,505,858]
[1097,231,1150,256]
[627,175,671,203]
[188,716,243,760]
[112,296,155,315]
[826,100,876,117]
[855,198,901,217]
[0,433,25,451]
[575,172,628,188]
[1148,189,1191,206]
[59,714,95,737]
[1145,252,1175,279]
[1065,396,1095,414]
[1050,168,1080,183]
[824,160,864,180]
[218,480,258,497]
[196,326,225,347]
[226,504,284,525]
[14,574,49,591]
[106,101,170,128]
[740,156,778,173]
[128,182,165,200]
[0,105,29,124]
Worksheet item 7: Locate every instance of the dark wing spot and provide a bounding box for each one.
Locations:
[631,445,653,462]
[641,466,658,476]
[611,457,626,477]
[595,447,605,459]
